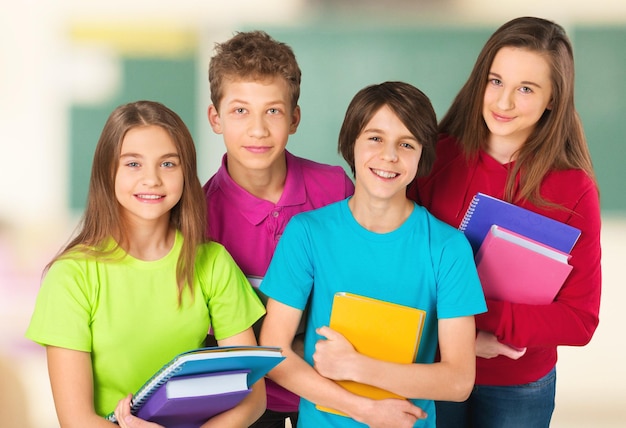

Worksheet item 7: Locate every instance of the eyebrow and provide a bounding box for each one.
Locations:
[226,98,288,107]
[488,72,544,89]
[119,152,180,159]
[362,128,418,141]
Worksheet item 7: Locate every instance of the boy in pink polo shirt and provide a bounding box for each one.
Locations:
[203,30,354,428]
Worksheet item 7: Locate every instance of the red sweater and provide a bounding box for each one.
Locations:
[408,135,601,385]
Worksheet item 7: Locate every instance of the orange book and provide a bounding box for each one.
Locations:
[316,292,426,415]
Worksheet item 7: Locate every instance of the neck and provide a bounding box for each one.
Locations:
[227,156,287,203]
[486,134,523,164]
[117,218,175,261]
[348,192,413,234]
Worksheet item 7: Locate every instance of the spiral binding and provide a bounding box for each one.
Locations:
[105,359,184,423]
[458,194,480,232]
[131,363,185,411]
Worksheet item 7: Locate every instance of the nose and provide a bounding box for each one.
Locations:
[248,113,270,138]
[142,165,162,186]
[497,88,514,110]
[381,142,398,162]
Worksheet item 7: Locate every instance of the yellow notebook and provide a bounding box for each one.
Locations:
[316,292,426,415]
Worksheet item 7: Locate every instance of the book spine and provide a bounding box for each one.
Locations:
[458,194,480,232]
[131,364,185,413]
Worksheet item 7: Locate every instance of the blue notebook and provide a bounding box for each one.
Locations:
[459,192,581,254]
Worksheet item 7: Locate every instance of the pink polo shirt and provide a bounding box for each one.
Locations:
[203,150,354,412]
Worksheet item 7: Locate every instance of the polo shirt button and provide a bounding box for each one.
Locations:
[272,211,279,217]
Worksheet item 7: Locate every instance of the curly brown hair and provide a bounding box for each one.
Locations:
[208,30,301,112]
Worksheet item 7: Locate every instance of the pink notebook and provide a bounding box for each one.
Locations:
[475,225,573,304]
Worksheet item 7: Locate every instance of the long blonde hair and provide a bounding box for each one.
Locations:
[439,16,596,205]
[47,101,207,301]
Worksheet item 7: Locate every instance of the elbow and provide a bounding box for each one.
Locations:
[447,372,475,402]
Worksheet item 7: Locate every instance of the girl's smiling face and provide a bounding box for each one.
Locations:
[482,46,553,155]
[115,125,184,227]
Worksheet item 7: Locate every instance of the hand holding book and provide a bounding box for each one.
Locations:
[315,292,426,416]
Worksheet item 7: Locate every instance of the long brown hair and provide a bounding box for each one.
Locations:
[439,16,596,204]
[48,101,207,300]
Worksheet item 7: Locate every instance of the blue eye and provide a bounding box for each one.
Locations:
[162,161,175,168]
[127,161,140,167]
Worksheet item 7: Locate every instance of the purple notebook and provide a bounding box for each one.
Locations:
[459,192,581,254]
[136,370,251,428]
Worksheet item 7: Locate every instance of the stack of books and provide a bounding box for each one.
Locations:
[459,193,581,304]
[106,346,284,428]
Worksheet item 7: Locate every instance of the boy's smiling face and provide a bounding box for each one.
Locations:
[208,77,301,176]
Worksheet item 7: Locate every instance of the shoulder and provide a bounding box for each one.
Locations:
[541,169,599,212]
[286,151,354,201]
[287,151,351,181]
[285,199,345,234]
[202,164,227,199]
[416,204,467,244]
[195,240,231,262]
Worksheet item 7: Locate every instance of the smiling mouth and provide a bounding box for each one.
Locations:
[244,146,271,153]
[372,168,398,179]
[492,112,514,121]
[135,194,164,200]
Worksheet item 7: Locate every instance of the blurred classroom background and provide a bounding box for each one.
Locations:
[1,0,624,426]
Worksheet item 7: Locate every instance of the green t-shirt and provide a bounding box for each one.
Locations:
[25,231,265,416]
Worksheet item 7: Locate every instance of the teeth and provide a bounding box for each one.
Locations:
[137,194,163,200]
[373,169,398,179]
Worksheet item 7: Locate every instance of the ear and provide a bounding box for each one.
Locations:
[289,105,301,135]
[207,104,223,134]
[546,99,554,111]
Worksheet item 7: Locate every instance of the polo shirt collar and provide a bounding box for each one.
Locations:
[215,150,307,225]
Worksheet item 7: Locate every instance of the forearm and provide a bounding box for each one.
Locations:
[343,316,476,402]
[477,298,599,348]
[347,355,473,402]
[267,346,369,419]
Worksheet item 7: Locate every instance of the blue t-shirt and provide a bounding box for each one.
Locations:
[260,199,486,428]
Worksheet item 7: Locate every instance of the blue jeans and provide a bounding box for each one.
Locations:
[435,367,556,428]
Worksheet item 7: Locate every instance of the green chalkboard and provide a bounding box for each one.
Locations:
[68,24,626,213]
[264,25,492,174]
[573,26,626,213]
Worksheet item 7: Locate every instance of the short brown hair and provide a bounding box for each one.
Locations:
[338,81,437,179]
[208,30,301,111]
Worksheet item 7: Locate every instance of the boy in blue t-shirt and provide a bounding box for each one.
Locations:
[260,82,486,427]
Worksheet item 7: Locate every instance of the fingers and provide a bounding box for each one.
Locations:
[114,394,132,428]
[406,402,427,420]
[501,345,527,360]
[316,325,334,339]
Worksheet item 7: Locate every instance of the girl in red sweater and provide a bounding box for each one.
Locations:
[408,16,601,428]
